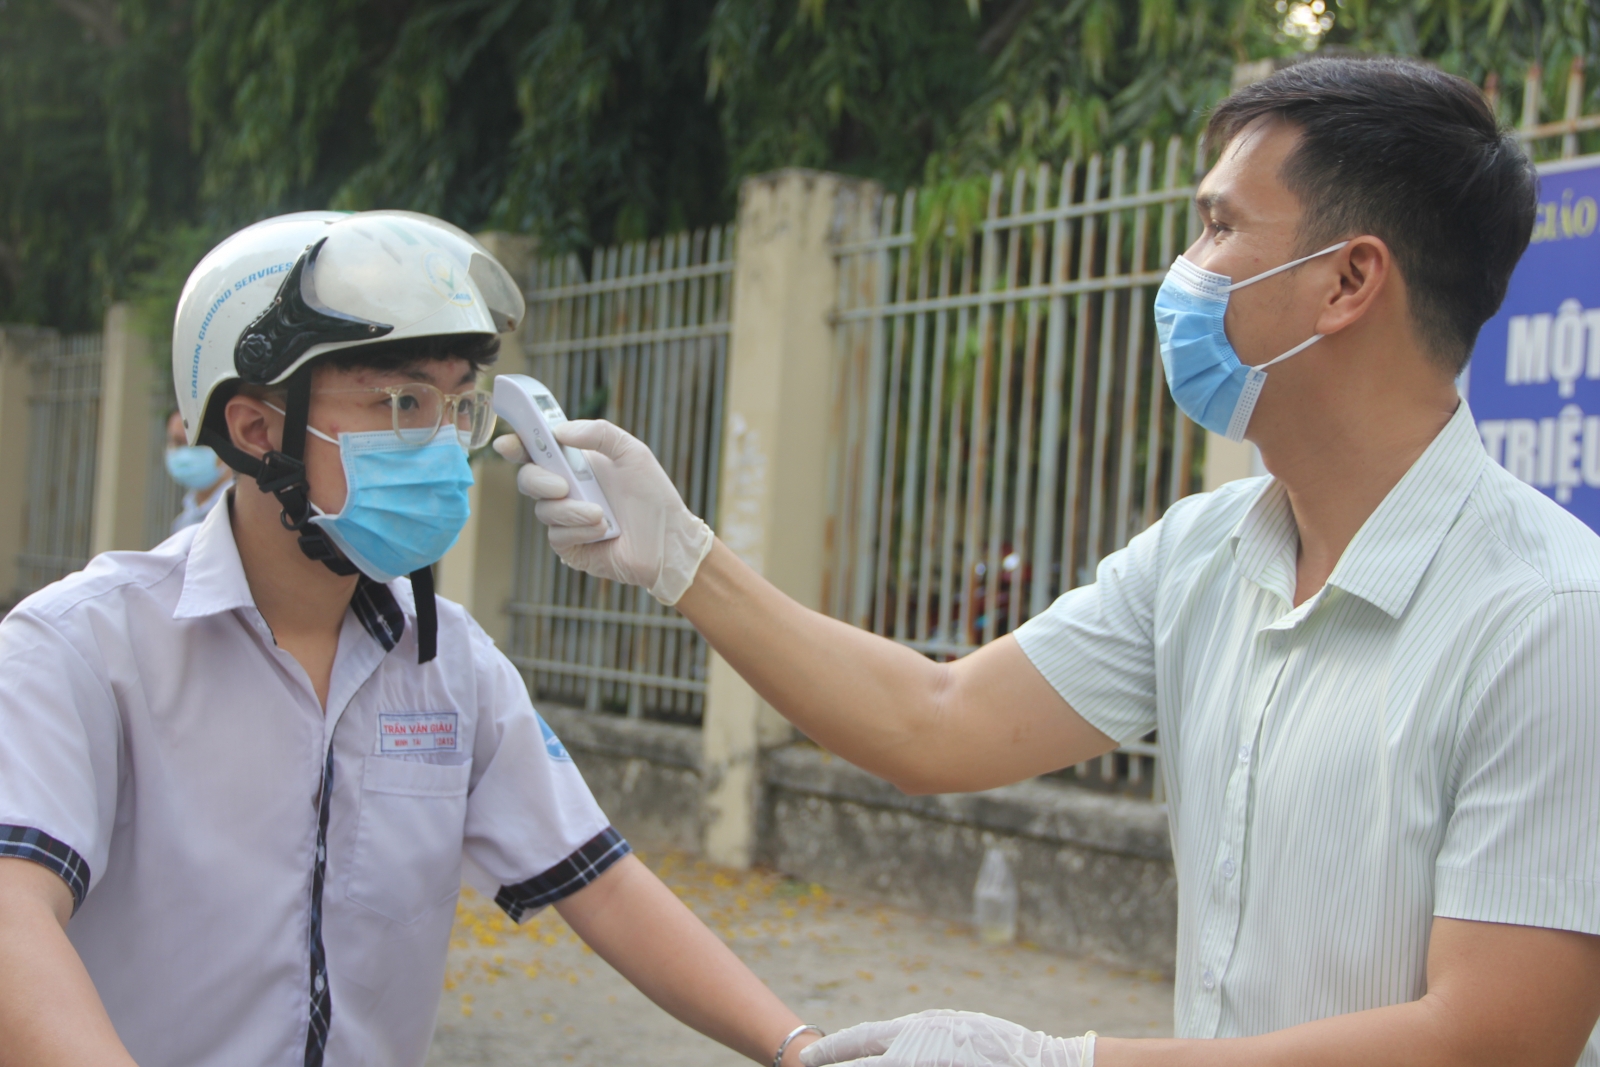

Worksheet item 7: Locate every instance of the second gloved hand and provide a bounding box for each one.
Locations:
[800,1011,1094,1067]
[493,420,714,605]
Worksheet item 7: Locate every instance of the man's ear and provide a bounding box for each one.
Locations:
[223,394,283,461]
[1315,234,1391,337]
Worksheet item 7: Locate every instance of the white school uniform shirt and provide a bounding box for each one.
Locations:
[0,497,628,1067]
[1017,401,1600,1058]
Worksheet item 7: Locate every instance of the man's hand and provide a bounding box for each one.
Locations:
[494,419,712,604]
[802,1011,1094,1067]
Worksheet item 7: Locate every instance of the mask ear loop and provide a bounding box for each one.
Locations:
[1222,241,1349,293]
[264,401,338,446]
[1220,244,1350,442]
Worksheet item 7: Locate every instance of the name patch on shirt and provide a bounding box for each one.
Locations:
[378,711,459,754]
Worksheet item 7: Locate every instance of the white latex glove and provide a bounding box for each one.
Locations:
[800,1011,1094,1067]
[492,419,714,606]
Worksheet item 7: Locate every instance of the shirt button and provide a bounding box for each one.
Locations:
[1237,743,1252,763]
[1201,969,1217,991]
[1220,858,1236,879]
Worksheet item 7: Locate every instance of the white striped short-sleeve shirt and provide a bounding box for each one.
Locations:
[1016,401,1600,1056]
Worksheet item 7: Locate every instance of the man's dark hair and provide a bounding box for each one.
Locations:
[1208,57,1537,372]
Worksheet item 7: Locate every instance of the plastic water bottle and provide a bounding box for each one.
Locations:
[973,847,1018,944]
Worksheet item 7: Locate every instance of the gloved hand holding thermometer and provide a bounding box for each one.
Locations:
[490,398,713,606]
[492,375,621,540]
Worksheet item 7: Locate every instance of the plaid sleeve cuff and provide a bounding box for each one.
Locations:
[0,825,90,913]
[494,827,631,923]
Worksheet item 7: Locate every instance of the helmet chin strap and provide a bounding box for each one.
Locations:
[200,368,438,663]
[202,369,357,576]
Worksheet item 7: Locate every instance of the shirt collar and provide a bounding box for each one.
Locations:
[1229,478,1299,607]
[172,490,415,659]
[1324,401,1486,618]
[1228,401,1487,620]
[173,492,258,620]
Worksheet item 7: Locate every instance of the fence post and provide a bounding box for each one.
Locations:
[90,304,153,556]
[436,233,537,648]
[436,456,521,648]
[701,169,880,868]
[0,327,52,602]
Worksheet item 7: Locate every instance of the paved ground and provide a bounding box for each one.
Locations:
[427,844,1174,1065]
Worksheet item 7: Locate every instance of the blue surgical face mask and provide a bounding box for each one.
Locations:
[1153,241,1348,442]
[166,445,226,491]
[305,429,474,583]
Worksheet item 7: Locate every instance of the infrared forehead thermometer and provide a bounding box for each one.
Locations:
[493,374,621,543]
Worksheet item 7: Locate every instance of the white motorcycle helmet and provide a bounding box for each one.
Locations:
[172,210,525,661]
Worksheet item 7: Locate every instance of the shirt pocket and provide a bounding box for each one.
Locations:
[345,755,472,925]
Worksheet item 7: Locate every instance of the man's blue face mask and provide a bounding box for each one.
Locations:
[1153,241,1348,442]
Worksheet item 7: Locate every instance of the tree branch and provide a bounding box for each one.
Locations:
[50,0,125,48]
[978,0,1037,56]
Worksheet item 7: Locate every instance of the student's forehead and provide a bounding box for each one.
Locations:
[317,358,477,389]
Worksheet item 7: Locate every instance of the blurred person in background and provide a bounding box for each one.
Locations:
[164,408,232,533]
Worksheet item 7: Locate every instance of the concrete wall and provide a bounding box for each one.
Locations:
[542,705,704,853]
[91,304,155,555]
[545,702,1177,974]
[763,746,1176,973]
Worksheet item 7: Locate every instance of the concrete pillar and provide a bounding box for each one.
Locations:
[436,232,537,647]
[90,304,154,556]
[437,456,520,648]
[1201,434,1265,491]
[0,327,53,602]
[701,169,881,867]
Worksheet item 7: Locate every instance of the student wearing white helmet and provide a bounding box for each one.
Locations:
[0,211,821,1067]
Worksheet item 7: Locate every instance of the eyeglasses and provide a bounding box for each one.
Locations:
[317,383,496,450]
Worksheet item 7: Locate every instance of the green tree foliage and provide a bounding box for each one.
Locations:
[0,0,1595,332]
[0,0,195,329]
[188,0,728,249]
[925,0,1597,179]
[705,0,992,187]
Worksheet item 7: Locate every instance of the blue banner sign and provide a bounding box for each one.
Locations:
[1465,155,1600,530]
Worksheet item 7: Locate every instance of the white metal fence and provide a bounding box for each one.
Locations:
[826,138,1207,797]
[1497,58,1600,158]
[508,230,734,724]
[17,333,103,597]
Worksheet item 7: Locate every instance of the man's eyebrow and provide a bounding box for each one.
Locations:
[1195,191,1230,214]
